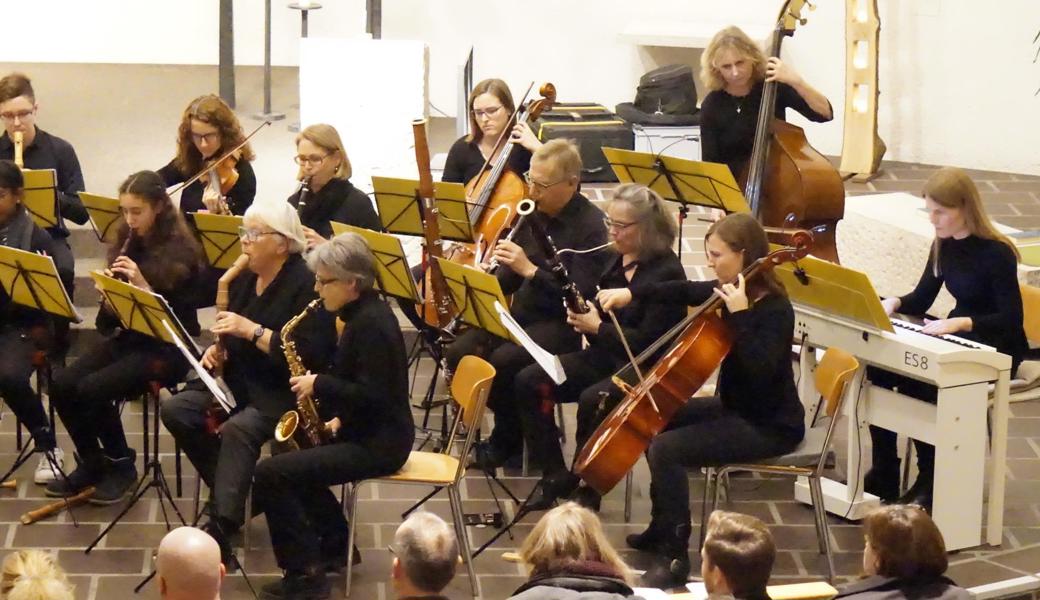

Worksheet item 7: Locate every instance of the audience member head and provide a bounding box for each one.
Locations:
[528,139,581,217]
[705,212,786,300]
[391,511,459,598]
[1,550,74,600]
[862,505,948,580]
[701,26,768,92]
[701,510,775,600]
[520,502,633,585]
[156,526,225,600]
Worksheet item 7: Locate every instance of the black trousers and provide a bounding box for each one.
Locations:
[0,328,50,434]
[866,367,937,478]
[161,386,280,527]
[647,397,800,524]
[515,346,619,477]
[51,335,186,462]
[254,439,410,571]
[446,321,580,455]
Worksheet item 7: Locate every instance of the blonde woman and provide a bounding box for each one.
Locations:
[288,123,379,249]
[510,502,637,600]
[866,167,1027,510]
[698,25,832,176]
[1,550,74,600]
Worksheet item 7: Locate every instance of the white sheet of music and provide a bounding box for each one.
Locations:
[494,301,566,385]
[162,320,236,413]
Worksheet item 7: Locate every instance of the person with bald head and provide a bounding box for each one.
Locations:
[157,527,225,600]
[390,511,459,600]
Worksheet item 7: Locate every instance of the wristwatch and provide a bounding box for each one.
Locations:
[250,324,265,344]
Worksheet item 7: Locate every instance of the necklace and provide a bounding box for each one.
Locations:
[736,97,747,114]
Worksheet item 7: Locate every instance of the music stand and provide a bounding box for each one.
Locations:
[603,147,751,259]
[190,212,245,269]
[85,272,200,553]
[21,169,59,230]
[0,246,81,520]
[330,222,420,304]
[80,192,123,243]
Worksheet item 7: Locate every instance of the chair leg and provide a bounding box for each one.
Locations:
[556,403,566,441]
[345,484,361,598]
[243,490,252,551]
[900,437,914,494]
[448,485,479,597]
[624,470,633,523]
[521,439,529,477]
[809,476,835,582]
[699,467,716,549]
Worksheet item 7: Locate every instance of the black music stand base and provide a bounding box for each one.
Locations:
[472,478,548,557]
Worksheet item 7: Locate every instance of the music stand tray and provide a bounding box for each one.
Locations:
[80,192,123,244]
[21,169,59,230]
[331,222,421,303]
[434,258,514,342]
[189,212,245,269]
[0,246,80,322]
[371,176,475,243]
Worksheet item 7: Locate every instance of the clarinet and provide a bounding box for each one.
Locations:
[295,177,311,217]
[526,213,590,314]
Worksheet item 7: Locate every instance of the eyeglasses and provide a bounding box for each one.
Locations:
[237,226,282,242]
[190,131,220,145]
[603,217,638,231]
[315,275,339,287]
[523,171,568,193]
[0,109,33,122]
[472,105,503,119]
[294,153,331,166]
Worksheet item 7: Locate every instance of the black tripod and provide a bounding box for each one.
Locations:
[86,384,186,553]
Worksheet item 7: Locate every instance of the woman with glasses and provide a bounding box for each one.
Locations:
[288,124,380,250]
[46,170,204,505]
[162,200,331,567]
[442,78,542,184]
[158,94,257,216]
[513,182,686,513]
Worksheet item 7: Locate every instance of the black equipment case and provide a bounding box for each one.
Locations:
[532,103,634,183]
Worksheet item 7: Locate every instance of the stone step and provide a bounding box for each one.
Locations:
[67,223,106,260]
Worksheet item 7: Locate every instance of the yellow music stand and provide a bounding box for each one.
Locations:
[330,222,420,303]
[189,212,244,270]
[21,169,58,230]
[772,248,892,332]
[90,271,201,355]
[434,258,514,342]
[80,192,123,243]
[0,245,80,322]
[602,147,751,214]
[371,177,474,243]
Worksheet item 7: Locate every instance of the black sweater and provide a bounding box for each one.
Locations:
[287,177,380,238]
[158,158,257,217]
[700,81,832,177]
[313,291,414,460]
[0,129,88,238]
[898,235,1027,368]
[442,135,532,184]
[631,280,805,441]
[498,193,609,326]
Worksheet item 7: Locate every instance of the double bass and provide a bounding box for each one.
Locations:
[574,233,812,494]
[742,0,845,263]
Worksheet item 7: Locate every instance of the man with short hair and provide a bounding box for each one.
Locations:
[699,510,775,600]
[157,526,225,600]
[390,511,459,600]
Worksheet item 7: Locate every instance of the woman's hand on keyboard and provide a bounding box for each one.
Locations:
[921,316,972,336]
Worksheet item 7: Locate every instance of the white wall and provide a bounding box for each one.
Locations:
[4,0,1040,174]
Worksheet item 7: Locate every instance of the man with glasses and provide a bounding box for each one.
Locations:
[0,72,88,485]
[452,139,610,471]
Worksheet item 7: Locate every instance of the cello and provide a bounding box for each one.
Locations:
[574,232,812,494]
[742,0,845,263]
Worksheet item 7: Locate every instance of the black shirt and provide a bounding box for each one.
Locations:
[158,158,257,217]
[499,192,609,326]
[898,235,1027,369]
[313,291,414,460]
[442,135,533,184]
[0,129,88,238]
[631,280,805,441]
[287,177,380,238]
[700,81,832,176]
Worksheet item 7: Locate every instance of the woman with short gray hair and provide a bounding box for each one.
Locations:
[254,232,415,599]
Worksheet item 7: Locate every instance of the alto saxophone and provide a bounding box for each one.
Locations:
[274,299,333,451]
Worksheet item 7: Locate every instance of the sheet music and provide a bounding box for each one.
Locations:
[162,320,236,413]
[494,301,566,385]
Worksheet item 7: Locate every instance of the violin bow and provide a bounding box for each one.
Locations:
[168,120,272,196]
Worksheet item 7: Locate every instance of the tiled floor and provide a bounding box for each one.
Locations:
[0,63,1038,598]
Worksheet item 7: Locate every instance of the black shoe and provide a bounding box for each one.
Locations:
[259,569,331,600]
[468,441,513,471]
[525,472,580,512]
[896,475,933,512]
[44,453,103,498]
[202,519,239,573]
[864,466,900,503]
[640,522,692,589]
[89,450,138,505]
[569,485,602,512]
[626,519,667,552]
[321,543,362,572]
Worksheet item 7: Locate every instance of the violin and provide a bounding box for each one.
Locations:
[201,150,241,196]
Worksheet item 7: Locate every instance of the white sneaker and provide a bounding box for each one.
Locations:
[33,447,65,485]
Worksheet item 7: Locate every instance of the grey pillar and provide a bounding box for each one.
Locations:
[219,0,235,107]
[366,0,381,39]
